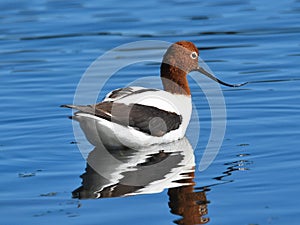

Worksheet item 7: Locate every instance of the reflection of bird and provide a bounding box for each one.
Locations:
[72,137,195,198]
[72,137,210,224]
[168,172,210,225]
[62,41,246,148]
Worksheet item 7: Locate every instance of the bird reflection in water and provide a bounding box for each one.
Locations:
[168,173,210,225]
[72,137,210,224]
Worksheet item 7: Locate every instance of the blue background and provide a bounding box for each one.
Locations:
[1,0,300,224]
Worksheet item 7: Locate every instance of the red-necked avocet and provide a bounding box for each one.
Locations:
[62,41,246,149]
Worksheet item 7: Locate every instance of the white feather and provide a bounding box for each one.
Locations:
[74,87,192,149]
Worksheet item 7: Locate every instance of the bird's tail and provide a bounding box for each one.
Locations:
[61,104,97,114]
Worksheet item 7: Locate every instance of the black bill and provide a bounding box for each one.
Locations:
[195,66,247,87]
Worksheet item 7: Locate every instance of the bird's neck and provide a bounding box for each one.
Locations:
[160,63,191,96]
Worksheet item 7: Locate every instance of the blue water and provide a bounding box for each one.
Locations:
[1,0,300,224]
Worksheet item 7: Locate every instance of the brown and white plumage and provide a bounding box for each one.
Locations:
[62,41,246,148]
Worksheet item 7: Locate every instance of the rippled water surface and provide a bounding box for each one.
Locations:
[1,0,300,224]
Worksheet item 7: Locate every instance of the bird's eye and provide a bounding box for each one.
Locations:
[190,52,198,59]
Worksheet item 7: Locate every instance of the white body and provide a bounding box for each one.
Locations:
[73,87,192,149]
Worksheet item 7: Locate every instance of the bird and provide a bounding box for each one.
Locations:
[62,41,246,149]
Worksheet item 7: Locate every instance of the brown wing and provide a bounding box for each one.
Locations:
[61,102,182,137]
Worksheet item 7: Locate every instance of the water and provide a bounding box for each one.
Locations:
[1,0,300,224]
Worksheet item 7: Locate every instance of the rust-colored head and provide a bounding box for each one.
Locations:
[162,41,200,74]
[161,41,199,95]
[160,41,247,95]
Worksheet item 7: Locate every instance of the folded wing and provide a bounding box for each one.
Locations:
[62,101,182,137]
